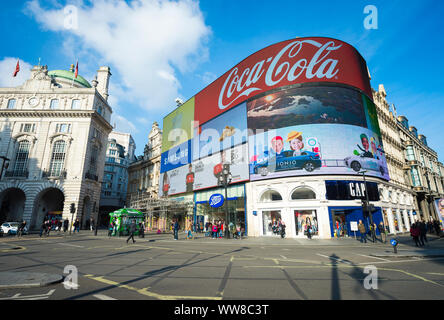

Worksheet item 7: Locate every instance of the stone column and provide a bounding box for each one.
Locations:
[403,210,411,229]
[396,209,404,232]
[386,208,396,234]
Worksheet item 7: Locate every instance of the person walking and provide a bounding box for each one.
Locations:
[63,219,69,233]
[173,219,179,240]
[126,220,136,244]
[378,222,387,243]
[358,220,367,243]
[410,222,421,247]
[370,223,377,243]
[108,221,114,237]
[73,219,80,233]
[419,220,428,246]
[139,221,145,238]
[39,221,46,237]
[17,220,26,238]
[212,222,217,239]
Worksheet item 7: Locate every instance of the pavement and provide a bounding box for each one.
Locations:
[0,229,442,290]
[0,272,63,289]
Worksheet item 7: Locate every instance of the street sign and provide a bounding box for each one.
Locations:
[350,221,358,231]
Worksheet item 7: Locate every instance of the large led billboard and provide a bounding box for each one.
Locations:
[247,85,389,181]
[160,36,389,196]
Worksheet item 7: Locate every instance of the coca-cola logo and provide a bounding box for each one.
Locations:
[218,40,342,110]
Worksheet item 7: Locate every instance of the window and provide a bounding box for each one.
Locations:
[260,190,283,202]
[105,173,113,181]
[7,99,16,109]
[109,149,116,156]
[405,146,415,161]
[410,167,421,187]
[89,145,98,175]
[20,123,36,133]
[97,105,103,115]
[71,99,80,110]
[56,124,71,133]
[49,141,66,177]
[13,140,30,176]
[291,188,316,200]
[50,99,59,110]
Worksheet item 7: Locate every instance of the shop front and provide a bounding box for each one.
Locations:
[328,206,383,238]
[195,184,246,234]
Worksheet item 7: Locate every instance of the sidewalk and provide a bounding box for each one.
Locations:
[0,272,63,289]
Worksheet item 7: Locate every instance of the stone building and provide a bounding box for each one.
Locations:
[0,64,113,230]
[127,122,162,201]
[373,84,444,233]
[99,131,136,224]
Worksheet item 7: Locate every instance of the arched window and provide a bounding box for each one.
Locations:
[13,140,30,176]
[49,140,66,176]
[7,99,16,109]
[291,187,316,200]
[260,190,283,202]
[50,99,59,110]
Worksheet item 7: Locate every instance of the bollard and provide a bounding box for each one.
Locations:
[390,238,398,254]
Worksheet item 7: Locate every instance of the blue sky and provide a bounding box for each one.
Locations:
[0,0,443,162]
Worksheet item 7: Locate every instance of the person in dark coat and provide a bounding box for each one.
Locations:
[173,219,179,240]
[63,219,69,232]
[410,223,421,247]
[419,220,428,246]
[126,220,137,244]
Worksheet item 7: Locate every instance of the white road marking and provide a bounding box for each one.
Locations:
[59,243,84,248]
[316,253,352,265]
[0,289,55,300]
[93,294,117,300]
[280,255,287,260]
[355,254,391,262]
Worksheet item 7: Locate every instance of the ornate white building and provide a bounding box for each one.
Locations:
[0,64,113,230]
[99,130,136,223]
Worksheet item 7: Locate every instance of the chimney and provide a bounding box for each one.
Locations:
[96,66,112,101]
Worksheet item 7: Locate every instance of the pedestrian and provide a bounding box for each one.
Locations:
[371,223,377,243]
[63,219,68,232]
[126,220,136,244]
[229,221,236,239]
[378,222,386,243]
[186,226,193,240]
[45,220,51,236]
[17,220,26,237]
[90,217,95,231]
[74,219,80,233]
[279,219,286,238]
[358,220,367,243]
[433,220,441,236]
[306,222,312,239]
[419,220,428,246]
[410,223,421,247]
[212,222,218,239]
[173,219,179,240]
[39,220,46,237]
[139,221,145,238]
[108,221,114,237]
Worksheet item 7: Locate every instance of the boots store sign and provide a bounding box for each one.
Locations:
[195,37,372,125]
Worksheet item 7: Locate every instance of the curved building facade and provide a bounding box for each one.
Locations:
[160,37,390,239]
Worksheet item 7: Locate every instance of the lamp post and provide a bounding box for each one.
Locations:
[0,156,10,180]
[219,168,232,239]
[359,170,375,242]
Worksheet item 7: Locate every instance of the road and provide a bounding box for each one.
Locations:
[0,230,443,302]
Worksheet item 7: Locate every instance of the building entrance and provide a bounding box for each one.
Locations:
[328,207,383,238]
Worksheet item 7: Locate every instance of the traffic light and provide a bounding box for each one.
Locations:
[70,203,76,214]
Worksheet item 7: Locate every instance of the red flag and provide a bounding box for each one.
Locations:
[13,59,20,77]
[74,61,78,78]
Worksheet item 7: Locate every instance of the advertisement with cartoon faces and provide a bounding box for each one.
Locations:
[248,85,390,181]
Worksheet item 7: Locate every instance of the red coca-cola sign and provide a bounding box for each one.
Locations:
[194,37,372,125]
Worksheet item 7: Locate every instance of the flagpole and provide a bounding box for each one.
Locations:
[71,60,76,88]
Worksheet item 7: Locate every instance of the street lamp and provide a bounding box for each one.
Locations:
[359,170,375,242]
[219,168,232,239]
[0,156,10,180]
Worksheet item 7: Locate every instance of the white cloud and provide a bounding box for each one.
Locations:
[25,0,211,111]
[0,58,33,88]
[112,113,138,135]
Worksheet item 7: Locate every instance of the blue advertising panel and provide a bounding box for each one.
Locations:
[160,140,191,173]
[192,102,248,161]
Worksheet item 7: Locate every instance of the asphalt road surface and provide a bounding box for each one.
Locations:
[0,230,443,301]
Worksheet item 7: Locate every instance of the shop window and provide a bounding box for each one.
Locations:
[294,210,318,236]
[291,187,316,200]
[262,210,282,236]
[260,190,282,202]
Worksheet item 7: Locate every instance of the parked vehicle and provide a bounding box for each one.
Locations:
[0,222,28,235]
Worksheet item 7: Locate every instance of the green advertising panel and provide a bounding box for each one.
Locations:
[162,97,195,152]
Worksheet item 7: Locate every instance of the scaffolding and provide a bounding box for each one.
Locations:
[128,193,194,232]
